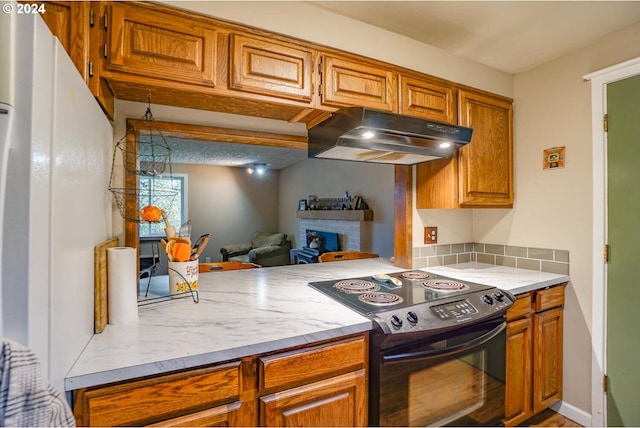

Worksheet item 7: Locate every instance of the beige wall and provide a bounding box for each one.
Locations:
[170,163,280,262]
[279,159,395,257]
[473,22,640,414]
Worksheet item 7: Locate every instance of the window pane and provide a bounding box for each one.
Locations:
[139,175,185,238]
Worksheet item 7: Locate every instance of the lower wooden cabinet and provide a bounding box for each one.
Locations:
[505,306,532,424]
[533,306,563,414]
[260,370,367,427]
[72,334,367,427]
[504,284,565,426]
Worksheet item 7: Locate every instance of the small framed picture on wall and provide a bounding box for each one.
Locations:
[298,199,308,211]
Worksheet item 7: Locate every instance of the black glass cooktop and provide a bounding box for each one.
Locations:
[308,270,494,316]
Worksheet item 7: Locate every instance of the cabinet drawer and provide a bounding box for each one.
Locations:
[534,286,565,312]
[259,336,366,391]
[399,75,456,123]
[320,54,396,111]
[507,293,532,322]
[229,34,313,103]
[107,4,217,86]
[76,362,241,426]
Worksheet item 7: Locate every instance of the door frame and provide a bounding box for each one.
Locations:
[584,56,640,427]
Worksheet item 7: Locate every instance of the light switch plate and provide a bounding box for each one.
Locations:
[424,227,437,244]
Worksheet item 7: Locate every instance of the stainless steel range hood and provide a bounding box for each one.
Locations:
[308,107,473,165]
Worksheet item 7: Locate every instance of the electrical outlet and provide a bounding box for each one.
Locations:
[205,257,211,263]
[424,227,438,244]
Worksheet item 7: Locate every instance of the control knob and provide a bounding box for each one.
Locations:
[482,295,494,305]
[406,311,418,325]
[390,315,403,328]
[494,291,505,302]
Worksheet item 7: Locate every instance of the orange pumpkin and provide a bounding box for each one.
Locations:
[139,205,163,222]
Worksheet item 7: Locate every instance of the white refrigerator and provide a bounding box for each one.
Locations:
[0,10,113,393]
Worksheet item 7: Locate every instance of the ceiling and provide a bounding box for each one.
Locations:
[307,1,640,75]
[158,136,307,170]
[166,1,640,169]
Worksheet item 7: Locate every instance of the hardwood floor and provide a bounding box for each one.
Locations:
[523,408,583,427]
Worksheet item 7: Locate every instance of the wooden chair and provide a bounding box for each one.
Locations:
[199,261,261,273]
[318,251,379,263]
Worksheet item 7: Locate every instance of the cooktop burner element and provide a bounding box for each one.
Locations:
[399,271,431,280]
[358,291,403,306]
[421,279,469,291]
[334,279,379,294]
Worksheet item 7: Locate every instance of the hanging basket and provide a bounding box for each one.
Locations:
[109,186,178,224]
[108,100,178,222]
[113,134,172,177]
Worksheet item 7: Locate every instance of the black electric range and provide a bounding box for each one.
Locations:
[309,270,513,336]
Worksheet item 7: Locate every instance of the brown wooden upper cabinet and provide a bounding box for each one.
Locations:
[458,89,513,207]
[398,75,457,124]
[36,1,90,81]
[229,34,314,104]
[106,3,217,87]
[416,89,514,208]
[318,54,397,111]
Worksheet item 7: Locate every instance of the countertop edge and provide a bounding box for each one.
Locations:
[505,275,570,295]
[64,320,372,391]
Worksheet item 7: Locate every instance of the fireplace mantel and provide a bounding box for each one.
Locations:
[296,210,373,222]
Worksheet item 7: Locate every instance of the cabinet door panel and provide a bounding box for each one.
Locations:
[416,156,458,209]
[399,76,456,123]
[504,317,533,426]
[108,4,216,86]
[230,34,313,103]
[38,1,89,81]
[260,370,367,427]
[148,401,244,427]
[320,55,395,111]
[533,307,563,413]
[458,90,513,207]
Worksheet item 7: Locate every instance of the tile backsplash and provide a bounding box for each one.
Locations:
[413,242,570,275]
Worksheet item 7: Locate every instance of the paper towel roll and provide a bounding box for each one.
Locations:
[107,247,139,324]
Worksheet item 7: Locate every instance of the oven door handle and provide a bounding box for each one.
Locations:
[381,321,506,365]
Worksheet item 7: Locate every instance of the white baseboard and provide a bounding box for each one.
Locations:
[550,401,592,427]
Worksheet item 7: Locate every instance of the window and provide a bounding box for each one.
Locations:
[139,174,188,238]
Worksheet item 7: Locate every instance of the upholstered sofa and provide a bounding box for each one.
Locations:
[220,231,292,267]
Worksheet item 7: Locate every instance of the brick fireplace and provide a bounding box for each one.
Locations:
[296,210,374,252]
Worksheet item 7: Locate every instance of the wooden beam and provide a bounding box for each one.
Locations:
[124,121,139,252]
[394,165,413,268]
[127,119,307,150]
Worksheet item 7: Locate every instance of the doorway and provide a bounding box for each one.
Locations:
[605,73,640,426]
[586,57,640,427]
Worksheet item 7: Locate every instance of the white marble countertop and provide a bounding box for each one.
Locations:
[65,259,569,392]
[422,262,569,295]
[65,258,406,391]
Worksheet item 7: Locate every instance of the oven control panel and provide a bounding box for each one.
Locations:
[373,289,514,334]
[431,300,479,320]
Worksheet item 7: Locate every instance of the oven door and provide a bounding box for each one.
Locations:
[373,318,506,427]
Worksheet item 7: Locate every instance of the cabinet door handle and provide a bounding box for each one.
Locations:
[103,43,108,59]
